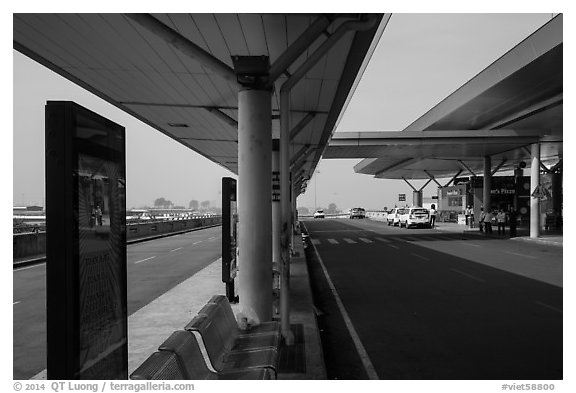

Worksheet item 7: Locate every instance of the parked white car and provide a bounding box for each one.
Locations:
[387,207,407,226]
[399,207,430,228]
[313,209,325,219]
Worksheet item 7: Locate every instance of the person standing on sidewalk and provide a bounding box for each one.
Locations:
[478,207,486,232]
[429,204,437,228]
[496,209,507,235]
[465,205,475,228]
[484,208,494,235]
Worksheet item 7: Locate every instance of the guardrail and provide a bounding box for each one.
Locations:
[13,216,222,263]
[300,211,388,220]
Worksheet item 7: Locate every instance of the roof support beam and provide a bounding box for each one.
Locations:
[444,169,463,187]
[457,160,477,177]
[290,113,316,141]
[402,177,432,192]
[290,145,312,168]
[522,145,550,173]
[424,170,442,187]
[126,14,237,84]
[402,177,417,192]
[491,158,508,176]
[268,15,333,83]
[549,159,563,173]
[204,107,238,128]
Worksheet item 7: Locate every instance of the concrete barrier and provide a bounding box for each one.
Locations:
[13,232,47,259]
[13,216,222,262]
[126,216,222,241]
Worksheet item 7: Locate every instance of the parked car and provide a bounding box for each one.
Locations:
[349,207,366,219]
[387,207,407,226]
[313,209,325,219]
[399,207,430,228]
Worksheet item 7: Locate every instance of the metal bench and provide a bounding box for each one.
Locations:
[130,330,274,380]
[206,295,281,337]
[185,311,280,376]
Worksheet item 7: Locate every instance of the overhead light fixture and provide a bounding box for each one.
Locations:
[168,122,189,128]
[231,55,269,87]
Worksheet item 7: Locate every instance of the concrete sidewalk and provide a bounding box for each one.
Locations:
[434,222,563,247]
[124,225,324,379]
[33,225,324,380]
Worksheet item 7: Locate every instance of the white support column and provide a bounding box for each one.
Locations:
[272,141,281,268]
[238,87,273,322]
[280,91,295,344]
[530,143,541,238]
[412,191,423,207]
[483,156,492,212]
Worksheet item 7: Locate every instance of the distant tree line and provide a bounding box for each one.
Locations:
[297,202,340,215]
[152,197,212,211]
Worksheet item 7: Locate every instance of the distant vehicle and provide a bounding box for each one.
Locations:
[399,207,430,228]
[387,207,407,226]
[313,209,325,219]
[349,207,366,219]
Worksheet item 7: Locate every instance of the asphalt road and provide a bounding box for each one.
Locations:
[303,218,562,380]
[12,226,222,380]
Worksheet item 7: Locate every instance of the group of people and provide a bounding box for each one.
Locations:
[472,205,517,237]
[90,205,103,227]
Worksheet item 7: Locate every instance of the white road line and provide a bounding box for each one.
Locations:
[343,238,357,244]
[404,237,417,242]
[193,241,203,245]
[327,239,339,244]
[208,237,217,241]
[465,243,481,247]
[535,301,562,313]
[358,237,373,243]
[450,268,486,283]
[388,244,399,249]
[13,301,20,306]
[312,230,364,232]
[134,256,156,264]
[375,237,389,243]
[169,247,182,252]
[309,237,379,380]
[411,253,430,261]
[311,239,321,245]
[504,251,537,259]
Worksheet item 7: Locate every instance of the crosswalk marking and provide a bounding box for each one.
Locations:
[375,237,389,243]
[388,244,399,249]
[343,238,357,244]
[327,239,339,244]
[311,239,321,245]
[404,237,417,242]
[358,237,373,243]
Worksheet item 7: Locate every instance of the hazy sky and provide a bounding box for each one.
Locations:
[12,13,554,211]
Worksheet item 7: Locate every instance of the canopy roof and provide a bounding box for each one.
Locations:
[325,14,563,180]
[14,13,388,184]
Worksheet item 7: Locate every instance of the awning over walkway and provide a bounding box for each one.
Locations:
[14,13,388,185]
[325,14,563,180]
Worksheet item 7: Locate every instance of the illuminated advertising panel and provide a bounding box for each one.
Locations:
[45,101,127,379]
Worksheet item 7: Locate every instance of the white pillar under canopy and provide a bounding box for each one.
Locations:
[483,156,492,212]
[237,87,273,322]
[530,143,541,238]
